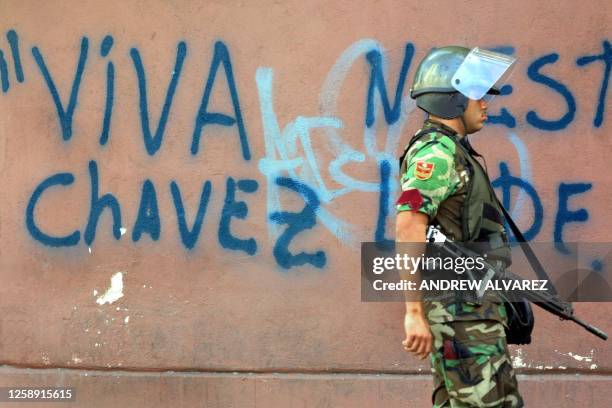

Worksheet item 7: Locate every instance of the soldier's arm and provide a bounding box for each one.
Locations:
[396,210,431,359]
[396,137,460,359]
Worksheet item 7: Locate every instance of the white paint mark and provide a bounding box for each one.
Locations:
[93,289,98,296]
[142,284,146,288]
[73,306,77,310]
[94,343,100,347]
[590,364,598,370]
[571,352,592,362]
[124,316,130,324]
[41,354,50,365]
[96,272,124,305]
[84,328,89,333]
[566,351,593,362]
[88,247,92,254]
[71,354,82,364]
[511,348,527,368]
[97,330,101,335]
[120,227,127,236]
[544,366,553,369]
[558,366,567,370]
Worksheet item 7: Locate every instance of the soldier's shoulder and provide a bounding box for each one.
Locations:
[408,131,458,159]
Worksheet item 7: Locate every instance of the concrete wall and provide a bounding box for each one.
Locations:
[0,0,610,406]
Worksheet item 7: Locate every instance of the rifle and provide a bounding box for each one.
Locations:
[426,226,608,341]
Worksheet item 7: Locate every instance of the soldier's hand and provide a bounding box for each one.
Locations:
[402,312,432,359]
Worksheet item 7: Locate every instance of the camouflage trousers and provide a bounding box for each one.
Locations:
[429,320,524,407]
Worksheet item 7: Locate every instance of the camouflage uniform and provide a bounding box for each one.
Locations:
[397,120,523,407]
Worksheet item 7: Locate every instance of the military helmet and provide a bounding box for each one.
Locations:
[410,46,502,119]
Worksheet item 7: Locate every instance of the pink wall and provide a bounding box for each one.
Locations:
[1,0,610,406]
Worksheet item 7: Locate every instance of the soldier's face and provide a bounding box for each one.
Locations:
[464,98,488,134]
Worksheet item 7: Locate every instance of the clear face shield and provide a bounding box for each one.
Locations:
[451,48,517,104]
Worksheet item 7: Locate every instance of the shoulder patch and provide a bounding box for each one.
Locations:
[414,161,435,180]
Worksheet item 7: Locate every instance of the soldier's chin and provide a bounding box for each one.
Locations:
[468,123,485,134]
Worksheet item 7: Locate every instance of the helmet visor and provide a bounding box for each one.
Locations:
[451,47,516,100]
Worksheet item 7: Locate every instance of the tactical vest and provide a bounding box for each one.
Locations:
[399,122,512,265]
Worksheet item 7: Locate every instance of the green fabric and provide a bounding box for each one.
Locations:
[430,321,524,407]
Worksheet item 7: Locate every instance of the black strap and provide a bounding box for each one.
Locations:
[496,199,558,295]
[454,136,555,293]
[456,136,557,295]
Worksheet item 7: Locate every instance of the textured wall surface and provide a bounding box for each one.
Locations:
[0,0,610,406]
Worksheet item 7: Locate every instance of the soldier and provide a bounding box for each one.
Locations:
[395,46,524,407]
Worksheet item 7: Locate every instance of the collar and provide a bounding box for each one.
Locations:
[423,119,459,137]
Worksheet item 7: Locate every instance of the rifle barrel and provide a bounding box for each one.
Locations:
[569,316,608,341]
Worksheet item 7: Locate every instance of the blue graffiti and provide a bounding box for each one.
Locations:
[31,37,89,141]
[576,40,611,128]
[10,31,608,269]
[270,177,326,269]
[131,41,187,155]
[99,35,114,146]
[218,178,258,255]
[489,46,515,55]
[375,160,393,244]
[555,182,592,254]
[100,36,113,56]
[592,259,604,273]
[6,30,24,83]
[257,40,413,248]
[132,180,161,242]
[320,38,407,170]
[526,53,576,131]
[191,41,251,160]
[0,49,8,92]
[26,168,264,251]
[492,161,543,241]
[256,66,357,244]
[486,85,516,128]
[84,160,122,246]
[170,180,212,250]
[365,43,414,127]
[25,173,80,247]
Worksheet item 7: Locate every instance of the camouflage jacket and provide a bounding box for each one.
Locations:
[396,119,507,325]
